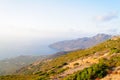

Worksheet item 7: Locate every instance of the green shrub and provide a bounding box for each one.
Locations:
[110,48,120,54]
[64,63,108,80]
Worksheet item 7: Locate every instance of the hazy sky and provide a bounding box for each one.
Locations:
[0,0,120,59]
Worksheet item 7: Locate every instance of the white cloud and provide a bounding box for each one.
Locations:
[95,12,118,22]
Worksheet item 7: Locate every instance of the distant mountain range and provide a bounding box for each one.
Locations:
[49,34,112,51]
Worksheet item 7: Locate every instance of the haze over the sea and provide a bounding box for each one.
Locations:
[0,0,120,59]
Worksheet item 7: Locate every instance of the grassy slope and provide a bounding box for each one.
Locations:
[64,54,120,80]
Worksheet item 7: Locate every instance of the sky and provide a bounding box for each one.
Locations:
[0,0,120,59]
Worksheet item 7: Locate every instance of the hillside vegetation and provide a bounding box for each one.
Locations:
[0,36,120,80]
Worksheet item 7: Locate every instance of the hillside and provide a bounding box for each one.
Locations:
[0,55,47,75]
[49,34,112,51]
[0,36,120,80]
[0,50,69,76]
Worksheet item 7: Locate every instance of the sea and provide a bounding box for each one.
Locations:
[0,40,59,60]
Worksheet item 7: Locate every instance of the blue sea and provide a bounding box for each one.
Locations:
[0,40,59,60]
